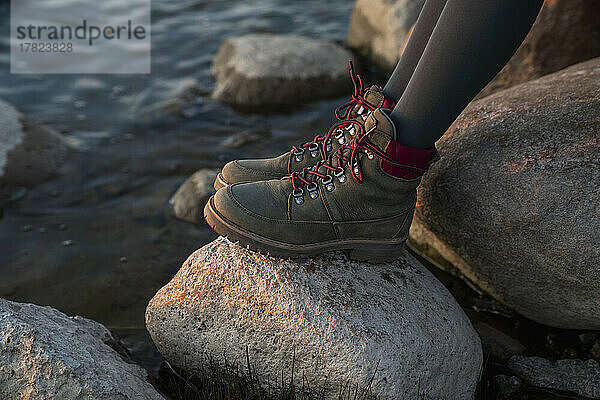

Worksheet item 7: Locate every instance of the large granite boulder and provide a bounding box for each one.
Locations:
[212,34,354,106]
[0,99,70,204]
[348,0,600,97]
[0,298,164,400]
[146,237,482,399]
[409,58,600,329]
[170,168,220,224]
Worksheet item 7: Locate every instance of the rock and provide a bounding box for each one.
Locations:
[0,99,70,204]
[473,321,525,362]
[491,375,522,399]
[410,58,600,329]
[146,237,482,399]
[170,168,220,224]
[592,341,600,360]
[0,298,163,400]
[348,0,600,97]
[508,356,600,399]
[479,0,600,97]
[221,129,271,150]
[212,34,355,106]
[579,332,600,347]
[348,0,425,70]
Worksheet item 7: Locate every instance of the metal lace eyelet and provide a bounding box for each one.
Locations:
[334,129,346,145]
[365,150,374,159]
[326,139,333,152]
[322,175,335,192]
[307,182,319,199]
[357,105,365,115]
[348,126,356,136]
[294,148,305,162]
[361,113,368,121]
[293,188,304,205]
[334,167,346,183]
[308,143,319,158]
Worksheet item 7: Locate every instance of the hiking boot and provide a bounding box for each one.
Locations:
[214,62,396,190]
[204,108,438,263]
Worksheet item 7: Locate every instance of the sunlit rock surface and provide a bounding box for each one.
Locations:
[212,34,354,106]
[410,58,600,329]
[348,0,425,70]
[146,236,482,399]
[0,298,164,400]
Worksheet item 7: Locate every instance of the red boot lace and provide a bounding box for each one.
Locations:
[290,61,377,159]
[290,120,429,202]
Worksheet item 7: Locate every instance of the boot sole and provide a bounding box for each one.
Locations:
[204,196,406,263]
[213,173,230,191]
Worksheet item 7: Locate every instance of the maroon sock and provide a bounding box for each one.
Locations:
[382,141,436,180]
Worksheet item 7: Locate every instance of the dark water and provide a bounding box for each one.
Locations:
[0,0,356,373]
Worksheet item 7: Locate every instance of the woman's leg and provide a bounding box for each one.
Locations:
[390,0,543,149]
[383,0,448,102]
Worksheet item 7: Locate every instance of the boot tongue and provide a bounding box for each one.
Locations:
[362,85,386,109]
[365,108,397,141]
[350,85,396,116]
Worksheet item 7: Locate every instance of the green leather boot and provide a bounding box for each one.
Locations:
[214,63,397,190]
[205,108,438,262]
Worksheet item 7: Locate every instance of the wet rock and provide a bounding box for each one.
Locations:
[508,356,600,399]
[0,298,163,400]
[491,375,522,399]
[221,130,271,149]
[592,340,600,360]
[348,0,425,70]
[474,321,525,362]
[170,168,220,224]
[410,58,600,329]
[479,0,600,97]
[212,34,354,106]
[146,237,482,399]
[0,98,71,204]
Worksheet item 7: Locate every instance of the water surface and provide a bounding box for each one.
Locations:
[0,0,356,373]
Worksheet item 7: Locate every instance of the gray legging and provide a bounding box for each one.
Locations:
[382,0,544,149]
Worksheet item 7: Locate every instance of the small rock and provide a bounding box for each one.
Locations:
[119,256,128,263]
[0,99,71,205]
[73,99,87,109]
[62,239,73,246]
[170,168,220,224]
[410,58,600,329]
[473,321,525,361]
[22,224,32,232]
[38,227,46,233]
[579,332,600,347]
[146,237,482,399]
[492,374,522,398]
[212,34,355,106]
[58,223,67,230]
[508,356,600,399]
[591,341,600,360]
[221,130,271,149]
[0,298,164,399]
